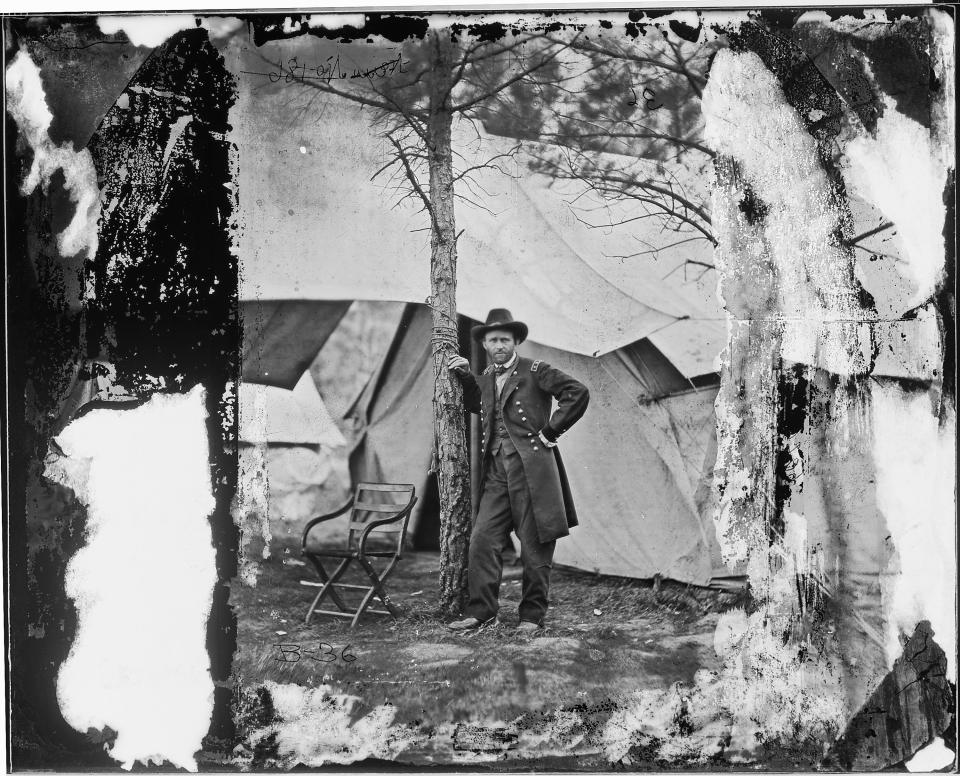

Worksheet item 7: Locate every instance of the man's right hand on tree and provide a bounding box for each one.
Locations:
[447,354,470,375]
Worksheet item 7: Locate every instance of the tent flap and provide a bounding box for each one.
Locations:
[242,300,351,388]
[238,371,346,447]
[347,305,436,534]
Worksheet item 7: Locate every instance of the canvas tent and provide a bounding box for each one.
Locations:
[242,296,732,585]
[236,371,349,527]
[223,34,728,369]
[225,32,740,585]
[341,302,728,584]
[238,370,346,448]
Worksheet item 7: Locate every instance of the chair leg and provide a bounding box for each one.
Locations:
[357,555,402,618]
[350,586,379,629]
[305,556,351,624]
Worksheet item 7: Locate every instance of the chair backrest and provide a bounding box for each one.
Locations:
[346,482,415,553]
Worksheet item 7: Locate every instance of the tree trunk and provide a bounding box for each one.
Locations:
[426,31,472,617]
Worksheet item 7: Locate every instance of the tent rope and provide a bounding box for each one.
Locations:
[427,301,460,502]
[427,296,461,356]
[430,327,459,355]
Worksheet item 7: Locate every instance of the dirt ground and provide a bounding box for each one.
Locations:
[229,534,746,768]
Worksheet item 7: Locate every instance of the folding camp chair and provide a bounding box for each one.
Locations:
[300,483,417,628]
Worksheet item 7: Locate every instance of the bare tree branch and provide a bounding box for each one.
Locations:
[541,128,714,157]
[846,220,895,247]
[596,172,713,232]
[387,135,436,228]
[532,152,716,245]
[450,32,578,115]
[544,34,708,89]
[608,235,709,261]
[665,36,704,99]
[451,145,521,184]
[447,36,532,95]
[663,258,715,276]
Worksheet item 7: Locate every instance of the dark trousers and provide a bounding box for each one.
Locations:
[465,435,556,624]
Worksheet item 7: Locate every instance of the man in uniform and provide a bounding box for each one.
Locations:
[447,309,589,632]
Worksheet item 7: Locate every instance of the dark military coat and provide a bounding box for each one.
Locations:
[460,356,589,542]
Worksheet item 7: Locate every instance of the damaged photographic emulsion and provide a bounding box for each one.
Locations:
[4,6,956,772]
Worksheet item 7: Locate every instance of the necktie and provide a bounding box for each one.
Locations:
[495,364,507,399]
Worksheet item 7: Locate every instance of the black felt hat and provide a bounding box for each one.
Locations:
[471,308,528,344]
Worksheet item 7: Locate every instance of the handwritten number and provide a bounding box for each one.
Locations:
[304,642,336,662]
[276,644,302,662]
[316,54,346,82]
[276,642,358,664]
[285,58,302,84]
[256,51,405,85]
[628,87,663,111]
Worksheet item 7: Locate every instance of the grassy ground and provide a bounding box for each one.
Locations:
[230,534,746,768]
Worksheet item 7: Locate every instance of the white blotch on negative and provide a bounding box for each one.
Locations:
[871,383,956,682]
[845,10,954,310]
[54,386,217,771]
[280,17,302,35]
[601,606,846,764]
[5,51,99,261]
[845,100,948,308]
[306,14,366,30]
[905,737,956,772]
[97,15,196,47]
[927,10,956,164]
[234,383,270,587]
[243,682,418,767]
[163,115,192,170]
[200,16,245,42]
[703,48,872,376]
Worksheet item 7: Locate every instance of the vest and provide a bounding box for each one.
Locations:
[489,376,514,456]
[493,387,509,437]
